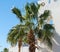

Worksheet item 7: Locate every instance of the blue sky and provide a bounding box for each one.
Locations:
[0,0,37,51]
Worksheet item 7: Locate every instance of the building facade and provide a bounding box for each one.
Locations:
[38,0,60,52]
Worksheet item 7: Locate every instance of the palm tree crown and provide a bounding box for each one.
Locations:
[7,2,55,52]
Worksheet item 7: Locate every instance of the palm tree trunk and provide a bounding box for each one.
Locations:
[18,39,22,52]
[29,42,36,52]
[28,29,36,52]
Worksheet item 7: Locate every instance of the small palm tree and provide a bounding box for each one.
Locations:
[7,24,27,52]
[3,48,8,52]
[7,7,26,52]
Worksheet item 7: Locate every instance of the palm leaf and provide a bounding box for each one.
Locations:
[7,24,27,46]
[40,10,50,20]
[30,3,38,14]
[25,21,34,29]
[37,29,43,39]
[25,3,32,14]
[46,37,52,49]
[12,7,25,22]
[43,24,55,30]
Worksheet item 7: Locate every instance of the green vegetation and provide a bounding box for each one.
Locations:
[3,48,8,52]
[7,2,55,52]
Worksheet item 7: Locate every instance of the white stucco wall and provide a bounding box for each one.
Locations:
[38,0,60,52]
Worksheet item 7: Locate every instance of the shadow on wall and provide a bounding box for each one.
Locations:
[52,31,60,52]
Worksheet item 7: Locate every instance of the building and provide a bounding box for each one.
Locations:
[38,0,60,52]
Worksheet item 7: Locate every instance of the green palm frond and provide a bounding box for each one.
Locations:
[25,3,30,11]
[46,37,52,49]
[41,29,53,49]
[7,29,18,41]
[43,24,55,30]
[7,24,27,46]
[25,21,34,29]
[7,28,18,46]
[25,3,32,14]
[30,3,38,19]
[34,27,39,34]
[42,32,52,49]
[12,7,25,22]
[40,10,50,20]
[23,36,28,43]
[39,18,44,26]
[25,3,39,20]
[7,36,17,46]
[30,3,38,14]
[37,29,43,39]
[25,3,33,20]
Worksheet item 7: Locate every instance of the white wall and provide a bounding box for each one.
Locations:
[38,0,60,52]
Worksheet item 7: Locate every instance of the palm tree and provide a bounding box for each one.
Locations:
[3,48,8,52]
[7,3,40,52]
[7,24,27,52]
[25,3,41,52]
[25,3,54,52]
[7,2,55,52]
[7,7,26,52]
